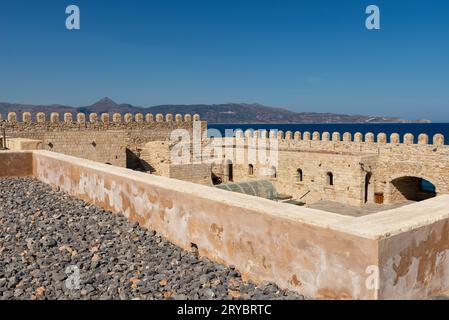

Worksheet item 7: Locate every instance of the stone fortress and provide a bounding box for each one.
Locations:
[2,111,447,210]
[2,110,449,299]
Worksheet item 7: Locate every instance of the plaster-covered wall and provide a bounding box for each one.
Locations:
[0,151,33,177]
[30,150,380,299]
[379,219,449,299]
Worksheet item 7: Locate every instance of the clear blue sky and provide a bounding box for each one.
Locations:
[0,0,448,121]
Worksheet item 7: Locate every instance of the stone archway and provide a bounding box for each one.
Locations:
[388,176,436,203]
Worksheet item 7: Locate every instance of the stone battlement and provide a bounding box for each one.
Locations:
[0,111,201,128]
[1,111,444,147]
[234,129,445,146]
[0,111,205,169]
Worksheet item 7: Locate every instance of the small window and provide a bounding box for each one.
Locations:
[326,172,334,186]
[296,169,303,182]
[248,164,254,176]
[271,166,277,179]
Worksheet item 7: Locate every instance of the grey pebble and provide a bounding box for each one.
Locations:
[0,177,306,301]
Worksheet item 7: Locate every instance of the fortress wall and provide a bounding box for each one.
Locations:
[3,149,449,299]
[225,131,449,203]
[374,149,449,203]
[379,218,449,299]
[5,130,127,167]
[3,114,448,205]
[29,150,380,299]
[1,112,203,147]
[1,111,206,168]
[43,131,127,167]
[5,138,43,151]
[138,141,172,175]
[273,151,376,206]
[223,146,377,206]
[198,139,371,205]
[169,163,212,185]
[123,122,206,171]
[124,121,206,147]
[0,151,33,177]
[1,111,201,127]
[233,129,443,147]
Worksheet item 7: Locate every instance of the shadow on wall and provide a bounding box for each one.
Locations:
[126,148,156,173]
[391,176,436,203]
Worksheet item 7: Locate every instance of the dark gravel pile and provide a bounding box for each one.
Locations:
[0,177,305,300]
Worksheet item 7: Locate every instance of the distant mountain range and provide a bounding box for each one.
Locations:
[0,97,431,124]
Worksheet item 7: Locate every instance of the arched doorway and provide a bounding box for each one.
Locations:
[390,176,436,203]
[248,164,254,176]
[296,169,303,182]
[364,173,372,203]
[226,161,233,182]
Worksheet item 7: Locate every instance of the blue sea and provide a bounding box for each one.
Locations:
[209,123,449,144]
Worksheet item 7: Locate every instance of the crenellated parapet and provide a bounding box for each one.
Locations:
[233,129,446,147]
[0,111,202,130]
